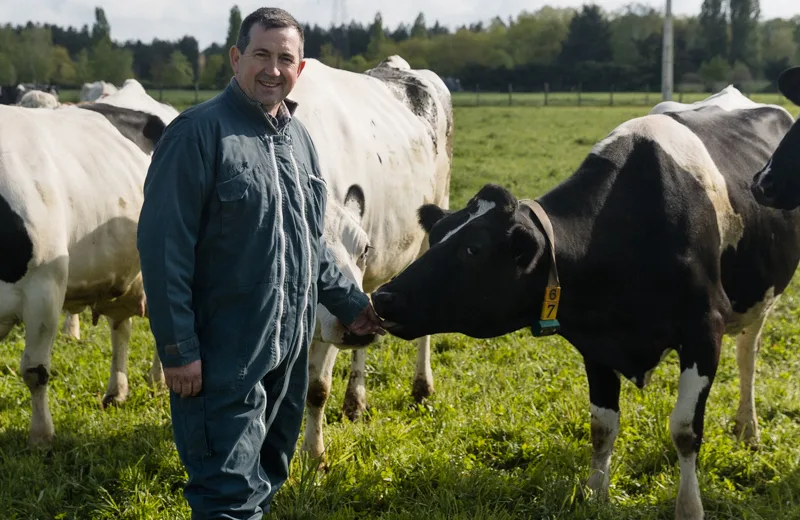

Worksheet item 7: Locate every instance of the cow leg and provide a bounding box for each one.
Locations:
[302,341,339,460]
[343,348,367,421]
[20,268,67,445]
[583,360,621,500]
[412,335,433,402]
[147,346,165,386]
[61,311,80,340]
[733,313,768,444]
[102,317,131,408]
[671,309,724,520]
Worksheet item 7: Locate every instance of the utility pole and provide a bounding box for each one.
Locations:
[661,0,674,101]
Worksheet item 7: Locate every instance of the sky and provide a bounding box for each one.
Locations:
[1,0,798,50]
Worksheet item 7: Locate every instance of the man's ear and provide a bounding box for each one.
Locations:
[509,224,540,269]
[297,58,306,77]
[230,45,241,75]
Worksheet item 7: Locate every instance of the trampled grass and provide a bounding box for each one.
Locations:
[3,103,800,519]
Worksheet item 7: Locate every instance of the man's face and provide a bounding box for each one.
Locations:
[230,24,305,115]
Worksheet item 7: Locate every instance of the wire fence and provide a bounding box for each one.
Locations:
[451,84,790,108]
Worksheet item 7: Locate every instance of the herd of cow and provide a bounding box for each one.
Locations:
[1,57,800,519]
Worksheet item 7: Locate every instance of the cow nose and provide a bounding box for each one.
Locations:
[371,289,403,315]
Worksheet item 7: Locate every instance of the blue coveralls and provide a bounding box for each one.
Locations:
[137,79,369,519]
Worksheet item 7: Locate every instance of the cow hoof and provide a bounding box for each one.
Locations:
[412,378,434,403]
[29,430,54,448]
[101,393,125,409]
[733,420,760,448]
[342,398,367,422]
[146,370,165,387]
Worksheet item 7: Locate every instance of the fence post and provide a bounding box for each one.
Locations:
[578,84,582,107]
[159,84,163,102]
[679,87,684,103]
[645,85,649,105]
[476,84,480,106]
[194,82,199,104]
[544,83,549,106]
[610,85,614,106]
[508,83,513,106]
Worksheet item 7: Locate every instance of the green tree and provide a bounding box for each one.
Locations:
[0,53,17,84]
[366,12,387,60]
[410,13,427,39]
[91,7,111,44]
[226,5,243,51]
[699,55,731,87]
[700,0,728,62]
[729,0,760,70]
[74,48,91,84]
[16,27,54,83]
[506,8,573,66]
[199,53,225,88]
[558,5,613,66]
[163,50,193,87]
[51,45,76,85]
[90,39,133,84]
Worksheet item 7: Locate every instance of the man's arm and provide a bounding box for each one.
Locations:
[137,128,213,371]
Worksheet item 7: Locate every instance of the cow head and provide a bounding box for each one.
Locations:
[313,185,378,348]
[372,184,550,341]
[752,66,800,210]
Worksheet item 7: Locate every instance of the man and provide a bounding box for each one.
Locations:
[136,7,384,519]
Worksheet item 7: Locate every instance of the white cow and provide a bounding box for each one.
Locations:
[288,57,454,459]
[0,102,166,445]
[649,85,764,114]
[80,81,118,102]
[60,79,179,353]
[18,90,59,109]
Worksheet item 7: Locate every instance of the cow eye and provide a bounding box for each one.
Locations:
[466,245,479,256]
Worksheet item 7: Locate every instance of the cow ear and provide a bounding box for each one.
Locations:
[778,67,800,106]
[418,204,449,233]
[509,224,540,268]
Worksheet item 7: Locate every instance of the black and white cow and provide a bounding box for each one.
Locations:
[371,89,800,519]
[752,66,800,210]
[0,102,166,445]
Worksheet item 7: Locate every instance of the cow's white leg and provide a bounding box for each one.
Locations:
[302,341,339,460]
[0,320,14,341]
[61,311,80,340]
[734,313,767,444]
[671,363,712,520]
[343,348,367,421]
[412,334,433,402]
[102,317,131,407]
[147,346,165,386]
[583,362,621,500]
[20,265,67,445]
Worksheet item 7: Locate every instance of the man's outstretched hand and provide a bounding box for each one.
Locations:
[347,302,386,336]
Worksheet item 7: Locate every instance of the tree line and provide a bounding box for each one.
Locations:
[1,2,798,93]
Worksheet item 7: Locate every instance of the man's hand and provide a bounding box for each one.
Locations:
[164,359,203,398]
[347,302,386,336]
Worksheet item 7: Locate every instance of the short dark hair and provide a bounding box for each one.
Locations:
[236,8,305,59]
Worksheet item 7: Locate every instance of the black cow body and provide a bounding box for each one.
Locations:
[752,66,800,210]
[373,101,800,519]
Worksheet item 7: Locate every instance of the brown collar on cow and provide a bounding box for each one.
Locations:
[518,199,561,337]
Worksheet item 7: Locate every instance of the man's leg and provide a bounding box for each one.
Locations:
[171,380,271,520]
[259,339,309,511]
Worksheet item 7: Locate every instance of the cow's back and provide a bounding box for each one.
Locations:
[290,59,453,289]
[666,105,800,320]
[0,105,149,282]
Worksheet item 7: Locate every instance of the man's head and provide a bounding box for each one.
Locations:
[230,7,306,115]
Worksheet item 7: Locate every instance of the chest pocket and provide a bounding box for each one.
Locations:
[215,165,261,235]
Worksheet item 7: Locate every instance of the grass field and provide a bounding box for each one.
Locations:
[3,101,800,519]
